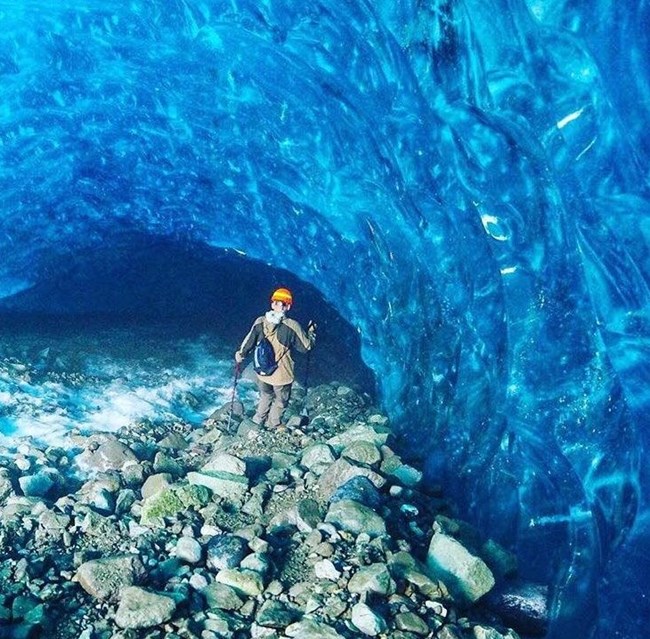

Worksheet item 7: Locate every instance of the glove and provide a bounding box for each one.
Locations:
[235,352,244,364]
[307,321,317,339]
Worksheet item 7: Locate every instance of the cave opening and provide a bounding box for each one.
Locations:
[0,234,376,440]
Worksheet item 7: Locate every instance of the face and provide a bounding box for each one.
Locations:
[271,300,290,312]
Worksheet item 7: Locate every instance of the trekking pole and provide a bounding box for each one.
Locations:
[226,361,241,433]
[300,321,315,421]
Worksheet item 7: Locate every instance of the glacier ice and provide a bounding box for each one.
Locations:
[0,1,649,637]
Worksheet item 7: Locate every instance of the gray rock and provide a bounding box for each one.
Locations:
[75,439,138,473]
[325,499,386,538]
[187,470,249,500]
[255,600,300,628]
[294,498,323,532]
[348,563,395,596]
[395,611,430,635]
[202,452,247,476]
[425,533,495,604]
[18,471,55,497]
[141,473,173,500]
[485,581,549,637]
[206,533,249,571]
[285,618,346,638]
[301,444,336,475]
[114,586,177,629]
[326,425,389,453]
[202,582,244,611]
[317,458,385,500]
[175,536,203,564]
[214,568,264,597]
[75,555,145,601]
[341,440,382,468]
[330,476,383,510]
[350,602,387,636]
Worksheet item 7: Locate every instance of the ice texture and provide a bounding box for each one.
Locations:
[1,1,649,637]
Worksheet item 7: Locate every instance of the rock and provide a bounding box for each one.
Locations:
[141,473,174,499]
[330,476,383,510]
[425,533,495,604]
[341,440,382,467]
[157,432,189,450]
[301,444,336,475]
[75,555,145,601]
[206,533,249,571]
[153,451,185,476]
[114,586,177,629]
[395,611,430,635]
[140,483,211,526]
[175,536,203,564]
[350,602,388,636]
[18,471,55,497]
[326,424,389,453]
[294,498,323,532]
[481,539,518,579]
[314,558,341,581]
[317,458,385,500]
[187,470,249,500]
[285,618,346,638]
[203,452,247,476]
[348,563,395,596]
[75,439,138,473]
[485,582,549,637]
[202,582,245,611]
[214,568,264,597]
[325,499,386,538]
[255,600,300,628]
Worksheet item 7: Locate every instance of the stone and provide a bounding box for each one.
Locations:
[341,440,382,467]
[75,555,145,601]
[140,483,211,526]
[114,586,177,629]
[301,444,336,475]
[347,563,395,596]
[485,581,549,637]
[395,612,430,635]
[425,533,495,604]
[330,476,383,510]
[255,600,300,628]
[481,539,518,578]
[187,470,249,500]
[75,439,138,473]
[175,536,203,564]
[285,618,346,638]
[202,452,247,476]
[326,425,389,453]
[314,559,341,581]
[325,499,386,538]
[350,602,387,636]
[214,568,264,597]
[18,472,55,497]
[317,458,385,500]
[202,582,244,611]
[294,498,323,532]
[206,533,249,571]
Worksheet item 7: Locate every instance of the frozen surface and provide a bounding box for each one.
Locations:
[0,1,649,637]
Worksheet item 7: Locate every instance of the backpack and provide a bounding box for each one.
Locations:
[253,336,278,376]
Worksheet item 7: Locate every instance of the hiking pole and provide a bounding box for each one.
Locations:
[226,361,241,434]
[300,321,316,422]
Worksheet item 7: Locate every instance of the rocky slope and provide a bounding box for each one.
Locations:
[0,383,547,639]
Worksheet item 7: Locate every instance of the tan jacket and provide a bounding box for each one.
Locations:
[236,315,315,386]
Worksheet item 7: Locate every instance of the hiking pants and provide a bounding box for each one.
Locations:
[254,381,292,427]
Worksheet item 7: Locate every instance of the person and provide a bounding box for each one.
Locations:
[235,287,316,429]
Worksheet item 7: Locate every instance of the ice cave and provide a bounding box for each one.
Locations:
[0,1,648,638]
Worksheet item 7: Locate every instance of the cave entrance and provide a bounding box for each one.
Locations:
[0,234,375,396]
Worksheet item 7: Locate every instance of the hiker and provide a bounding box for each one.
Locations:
[235,288,316,429]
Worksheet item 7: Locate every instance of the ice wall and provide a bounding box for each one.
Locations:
[0,1,648,637]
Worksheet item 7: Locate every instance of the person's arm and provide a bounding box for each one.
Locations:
[290,319,316,354]
[235,319,262,362]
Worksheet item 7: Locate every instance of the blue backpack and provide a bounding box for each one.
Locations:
[253,336,278,376]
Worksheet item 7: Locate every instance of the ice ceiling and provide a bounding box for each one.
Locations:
[1,1,649,637]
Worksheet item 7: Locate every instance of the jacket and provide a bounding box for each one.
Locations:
[236,315,315,386]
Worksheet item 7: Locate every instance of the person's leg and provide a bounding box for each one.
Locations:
[253,379,274,425]
[267,384,292,428]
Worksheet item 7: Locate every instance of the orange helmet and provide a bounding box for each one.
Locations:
[271,287,293,305]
